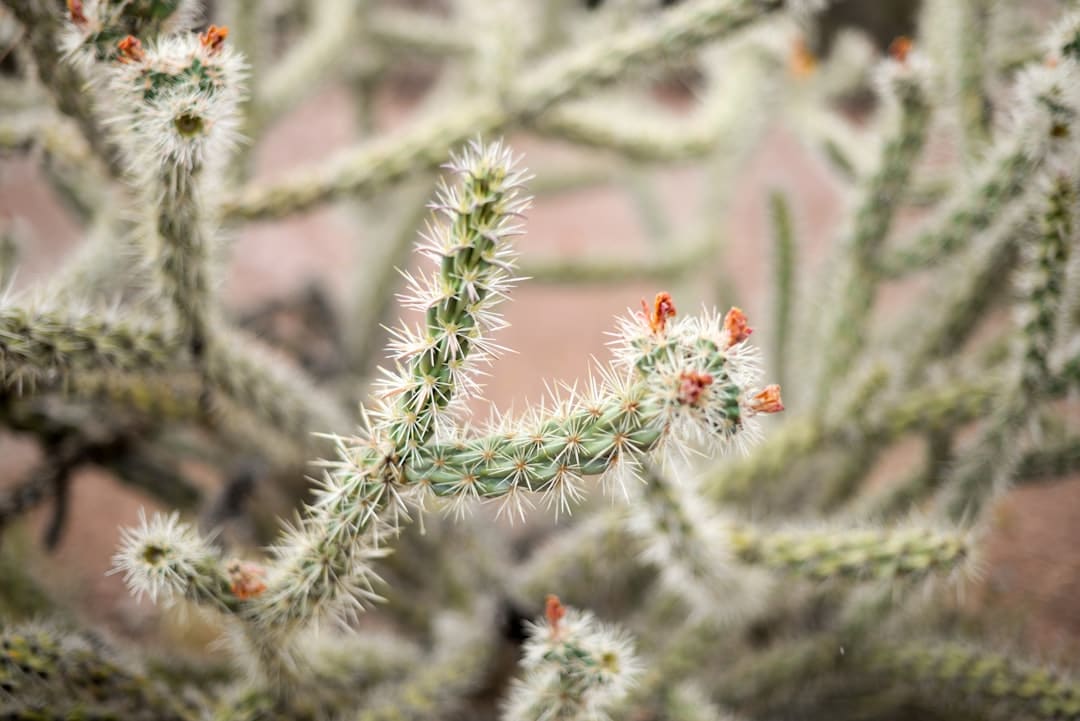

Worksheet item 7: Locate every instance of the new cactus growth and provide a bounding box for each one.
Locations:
[2,1,1080,720]
[503,595,640,721]
[111,139,786,679]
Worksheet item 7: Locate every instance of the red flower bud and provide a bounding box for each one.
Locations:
[640,291,677,335]
[748,384,784,415]
[227,560,267,600]
[67,0,88,26]
[200,25,229,55]
[889,36,913,64]
[117,35,146,63]
[545,594,566,636]
[677,370,714,406]
[723,307,752,348]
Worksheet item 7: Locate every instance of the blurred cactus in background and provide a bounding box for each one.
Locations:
[1,0,1080,719]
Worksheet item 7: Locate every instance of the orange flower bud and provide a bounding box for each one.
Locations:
[748,384,784,414]
[116,35,145,63]
[889,36,913,64]
[677,370,714,406]
[790,37,817,78]
[640,291,677,335]
[200,25,229,54]
[723,307,752,348]
[227,560,267,600]
[67,0,88,25]
[545,594,566,635]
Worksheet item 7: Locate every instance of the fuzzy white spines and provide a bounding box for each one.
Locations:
[873,36,934,103]
[110,509,224,606]
[374,139,531,460]
[503,596,641,721]
[104,26,244,174]
[1014,173,1074,391]
[625,466,749,618]
[1006,18,1080,169]
[1044,10,1080,64]
[611,298,782,460]
[250,511,391,628]
[359,296,784,523]
[1011,62,1080,166]
[263,294,787,634]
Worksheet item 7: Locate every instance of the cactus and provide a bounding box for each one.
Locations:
[1,1,1080,720]
[503,595,640,721]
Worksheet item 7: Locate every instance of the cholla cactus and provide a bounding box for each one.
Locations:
[106,24,244,173]
[377,140,531,458]
[3,1,1080,720]
[503,595,641,721]
[112,138,785,661]
[111,509,233,607]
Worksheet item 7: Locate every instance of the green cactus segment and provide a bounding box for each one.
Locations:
[900,217,1021,375]
[145,542,238,611]
[0,626,197,721]
[769,190,794,389]
[853,80,933,268]
[156,163,211,357]
[816,68,932,402]
[728,526,969,581]
[0,305,179,386]
[383,141,529,456]
[878,147,1033,278]
[219,0,784,221]
[205,334,351,446]
[954,1,993,163]
[112,511,240,611]
[354,626,494,721]
[1021,175,1072,392]
[401,345,742,495]
[940,177,1074,522]
[636,467,719,589]
[706,374,999,504]
[511,0,784,117]
[407,392,667,496]
[871,642,1080,720]
[1017,436,1080,483]
[140,56,222,103]
[1064,31,1080,61]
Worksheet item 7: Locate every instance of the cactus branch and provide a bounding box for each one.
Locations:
[728,525,970,582]
[220,0,782,221]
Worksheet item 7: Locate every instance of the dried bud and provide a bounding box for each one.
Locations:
[200,25,229,55]
[545,594,566,636]
[227,560,267,600]
[748,384,784,414]
[116,36,146,64]
[889,36,913,64]
[723,307,752,348]
[790,36,817,78]
[67,0,88,26]
[677,370,714,406]
[641,291,677,335]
